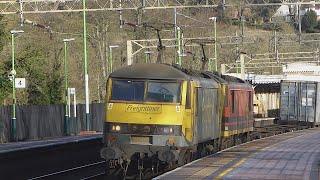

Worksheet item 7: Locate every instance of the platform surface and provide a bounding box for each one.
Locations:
[0,133,102,153]
[155,128,320,180]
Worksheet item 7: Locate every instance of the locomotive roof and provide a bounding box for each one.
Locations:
[110,63,190,80]
[110,63,250,87]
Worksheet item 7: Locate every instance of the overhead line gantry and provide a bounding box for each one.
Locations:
[1,0,320,15]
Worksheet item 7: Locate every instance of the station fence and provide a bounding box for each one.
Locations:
[0,103,105,143]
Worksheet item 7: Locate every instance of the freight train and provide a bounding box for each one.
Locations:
[100,63,254,179]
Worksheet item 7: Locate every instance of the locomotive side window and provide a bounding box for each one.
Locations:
[231,90,235,113]
[111,80,145,101]
[224,87,228,107]
[185,82,191,109]
[248,91,252,111]
[146,82,181,103]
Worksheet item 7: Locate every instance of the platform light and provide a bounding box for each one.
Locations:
[109,45,119,74]
[10,29,24,142]
[82,0,90,131]
[62,38,75,136]
[209,17,217,71]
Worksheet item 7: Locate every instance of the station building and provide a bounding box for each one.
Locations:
[228,62,320,119]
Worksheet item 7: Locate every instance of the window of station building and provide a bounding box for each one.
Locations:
[231,90,235,113]
[111,80,145,101]
[146,82,181,103]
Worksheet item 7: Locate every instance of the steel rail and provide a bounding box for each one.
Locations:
[28,160,105,180]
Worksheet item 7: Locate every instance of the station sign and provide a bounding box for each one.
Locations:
[69,88,76,95]
[15,78,26,88]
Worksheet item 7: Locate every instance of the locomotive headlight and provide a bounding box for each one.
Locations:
[132,125,137,132]
[143,126,151,133]
[163,127,170,134]
[115,125,121,131]
[111,125,121,132]
[163,127,173,134]
[156,125,181,135]
[108,123,129,133]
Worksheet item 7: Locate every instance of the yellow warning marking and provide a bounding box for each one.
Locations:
[215,158,248,179]
[188,158,235,179]
[187,167,219,179]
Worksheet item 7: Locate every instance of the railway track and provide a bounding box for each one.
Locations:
[11,125,310,180]
[2,123,309,180]
[29,161,106,180]
[0,135,104,180]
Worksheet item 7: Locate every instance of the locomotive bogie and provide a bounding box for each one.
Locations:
[100,139,187,162]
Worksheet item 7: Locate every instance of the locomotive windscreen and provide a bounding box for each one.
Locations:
[111,80,145,101]
[146,82,181,103]
[110,79,181,103]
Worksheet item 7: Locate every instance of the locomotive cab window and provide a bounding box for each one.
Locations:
[146,82,181,103]
[111,80,145,101]
[185,81,191,109]
[231,90,235,113]
[248,91,252,111]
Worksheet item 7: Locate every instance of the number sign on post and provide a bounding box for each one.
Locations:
[15,78,26,88]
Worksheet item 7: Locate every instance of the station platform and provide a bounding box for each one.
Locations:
[0,133,104,179]
[0,133,102,154]
[254,117,275,127]
[155,128,320,180]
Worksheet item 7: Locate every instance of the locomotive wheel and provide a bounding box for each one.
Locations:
[235,135,243,145]
[178,150,191,166]
[214,139,220,153]
[140,169,154,180]
[221,138,229,150]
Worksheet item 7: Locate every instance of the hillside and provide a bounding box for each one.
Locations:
[0,5,316,105]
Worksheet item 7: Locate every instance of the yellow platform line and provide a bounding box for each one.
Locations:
[215,157,247,179]
[187,158,235,179]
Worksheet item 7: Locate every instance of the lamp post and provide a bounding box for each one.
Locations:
[209,17,217,71]
[10,30,24,142]
[63,38,75,136]
[109,45,119,74]
[82,0,90,131]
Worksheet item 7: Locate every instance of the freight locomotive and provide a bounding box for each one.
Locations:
[100,63,254,179]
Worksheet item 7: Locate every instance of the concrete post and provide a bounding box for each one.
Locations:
[127,40,133,65]
[240,54,245,80]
